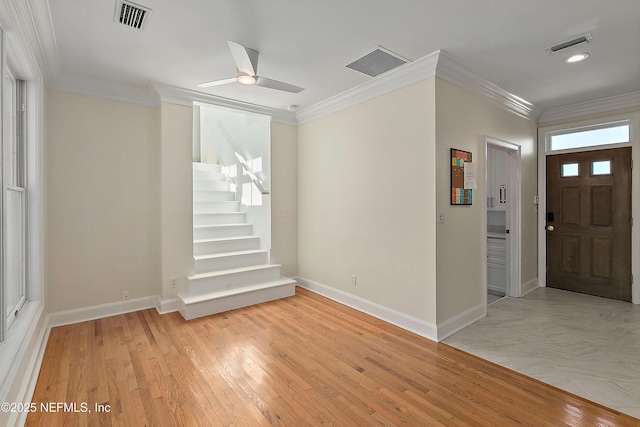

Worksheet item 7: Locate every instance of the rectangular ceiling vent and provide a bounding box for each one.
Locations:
[114,1,152,30]
[346,46,410,77]
[546,33,594,55]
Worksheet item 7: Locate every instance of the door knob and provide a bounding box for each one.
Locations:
[546,225,555,232]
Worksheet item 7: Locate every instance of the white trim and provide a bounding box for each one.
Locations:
[48,296,157,328]
[2,307,48,427]
[521,278,540,297]
[436,52,535,120]
[538,111,640,304]
[155,296,178,314]
[539,90,640,125]
[297,50,536,125]
[296,51,440,124]
[151,82,297,125]
[436,302,486,341]
[0,303,43,403]
[485,137,522,299]
[295,277,438,342]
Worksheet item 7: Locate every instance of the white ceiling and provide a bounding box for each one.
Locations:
[36,0,640,117]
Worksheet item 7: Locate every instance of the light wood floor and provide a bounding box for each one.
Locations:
[26,288,638,426]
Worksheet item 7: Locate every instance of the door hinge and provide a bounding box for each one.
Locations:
[21,102,26,112]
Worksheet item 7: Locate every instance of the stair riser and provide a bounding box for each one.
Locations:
[194,225,253,239]
[187,267,281,294]
[194,201,241,214]
[195,251,268,273]
[194,238,260,256]
[178,283,296,320]
[193,170,226,181]
[193,163,222,173]
[194,213,246,226]
[193,191,235,202]
[194,180,230,192]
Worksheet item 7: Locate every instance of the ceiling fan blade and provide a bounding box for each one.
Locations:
[255,76,304,93]
[228,41,259,76]
[197,77,237,88]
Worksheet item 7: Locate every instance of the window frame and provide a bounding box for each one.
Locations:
[546,120,631,155]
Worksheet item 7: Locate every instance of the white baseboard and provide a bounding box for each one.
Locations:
[155,296,178,315]
[48,296,158,328]
[295,277,438,342]
[436,302,486,341]
[521,278,540,297]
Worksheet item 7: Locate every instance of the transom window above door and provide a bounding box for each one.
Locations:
[549,121,630,152]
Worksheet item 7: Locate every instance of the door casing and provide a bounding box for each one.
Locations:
[538,113,640,305]
[485,137,521,299]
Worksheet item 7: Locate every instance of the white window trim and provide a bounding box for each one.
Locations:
[0,20,46,421]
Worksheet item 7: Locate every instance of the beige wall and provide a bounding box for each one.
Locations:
[159,102,194,303]
[45,92,298,313]
[434,78,538,323]
[270,122,298,277]
[297,79,438,323]
[45,90,160,312]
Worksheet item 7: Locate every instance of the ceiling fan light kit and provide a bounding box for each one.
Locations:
[237,74,257,85]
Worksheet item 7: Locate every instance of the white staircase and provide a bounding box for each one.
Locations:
[177,163,296,320]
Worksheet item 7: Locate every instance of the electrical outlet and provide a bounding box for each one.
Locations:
[170,277,177,288]
[351,274,357,286]
[122,290,130,301]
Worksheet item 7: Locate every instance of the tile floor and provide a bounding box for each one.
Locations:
[444,287,640,419]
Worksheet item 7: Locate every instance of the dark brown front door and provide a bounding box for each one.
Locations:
[546,147,632,301]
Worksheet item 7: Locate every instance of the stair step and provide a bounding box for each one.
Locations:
[194,249,268,273]
[193,190,235,202]
[194,180,230,192]
[194,212,246,226]
[194,224,253,239]
[194,236,260,255]
[194,201,241,214]
[186,264,282,294]
[177,278,297,320]
[193,162,222,173]
[193,170,226,181]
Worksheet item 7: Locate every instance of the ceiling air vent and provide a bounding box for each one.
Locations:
[114,1,152,30]
[346,46,409,77]
[546,33,594,54]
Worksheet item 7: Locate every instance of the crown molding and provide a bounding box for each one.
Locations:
[150,83,297,125]
[296,50,441,125]
[0,0,55,82]
[538,90,640,124]
[296,49,536,125]
[434,51,536,120]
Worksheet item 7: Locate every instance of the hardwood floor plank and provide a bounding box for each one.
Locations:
[26,287,639,426]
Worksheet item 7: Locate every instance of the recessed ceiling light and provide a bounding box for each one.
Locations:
[564,53,590,63]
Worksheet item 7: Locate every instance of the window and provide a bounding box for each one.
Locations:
[592,160,611,175]
[3,72,27,330]
[561,163,579,177]
[549,121,630,152]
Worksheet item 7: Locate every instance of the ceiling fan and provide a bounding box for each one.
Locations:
[198,41,304,93]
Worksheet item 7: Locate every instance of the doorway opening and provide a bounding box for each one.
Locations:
[485,137,521,305]
[539,119,636,303]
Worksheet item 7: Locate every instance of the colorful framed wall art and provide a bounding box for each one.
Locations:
[451,148,473,205]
